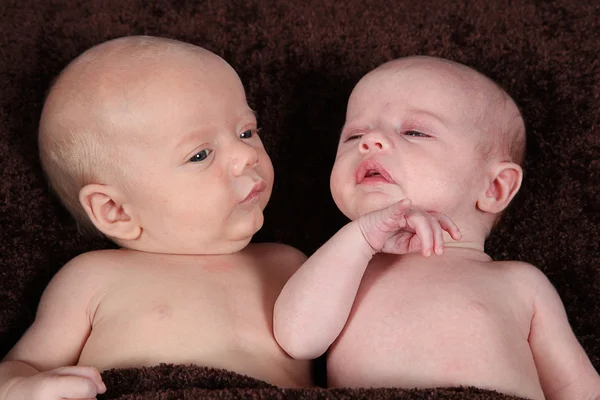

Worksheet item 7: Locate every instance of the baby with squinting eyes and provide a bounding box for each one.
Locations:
[0,36,311,399]
[274,56,600,400]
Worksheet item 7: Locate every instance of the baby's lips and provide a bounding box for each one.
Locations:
[355,159,395,184]
[239,179,266,203]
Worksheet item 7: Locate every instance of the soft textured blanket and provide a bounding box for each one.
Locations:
[1,0,598,398]
[98,364,526,399]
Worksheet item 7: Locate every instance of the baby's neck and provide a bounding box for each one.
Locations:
[438,225,494,262]
[444,239,484,252]
[440,244,492,262]
[441,213,492,255]
[442,227,486,251]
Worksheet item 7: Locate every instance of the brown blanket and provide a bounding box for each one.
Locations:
[98,364,526,399]
[1,0,598,398]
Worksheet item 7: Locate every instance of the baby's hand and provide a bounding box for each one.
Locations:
[5,366,106,399]
[357,199,461,256]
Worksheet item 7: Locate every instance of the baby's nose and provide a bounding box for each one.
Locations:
[359,132,387,153]
[231,143,259,176]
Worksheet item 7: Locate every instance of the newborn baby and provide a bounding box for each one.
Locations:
[0,36,311,399]
[274,56,600,400]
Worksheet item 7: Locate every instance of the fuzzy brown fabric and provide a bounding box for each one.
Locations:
[98,364,524,400]
[0,0,598,399]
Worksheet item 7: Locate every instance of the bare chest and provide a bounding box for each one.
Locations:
[352,257,511,327]
[328,255,541,398]
[79,261,281,370]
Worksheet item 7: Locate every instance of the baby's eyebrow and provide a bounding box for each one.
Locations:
[239,108,258,124]
[175,130,206,152]
[242,108,257,121]
[406,109,448,128]
[339,123,364,137]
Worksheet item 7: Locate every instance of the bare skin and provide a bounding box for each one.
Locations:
[274,57,600,400]
[2,245,310,395]
[328,245,595,400]
[0,36,311,399]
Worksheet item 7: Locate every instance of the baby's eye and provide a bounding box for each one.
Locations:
[403,130,430,138]
[240,129,258,139]
[189,149,212,162]
[345,134,363,142]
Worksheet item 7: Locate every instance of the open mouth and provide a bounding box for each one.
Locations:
[355,160,394,184]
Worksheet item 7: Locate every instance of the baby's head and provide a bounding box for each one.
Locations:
[39,36,274,254]
[330,56,525,239]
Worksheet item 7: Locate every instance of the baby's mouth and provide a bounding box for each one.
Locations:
[240,180,266,203]
[355,160,395,184]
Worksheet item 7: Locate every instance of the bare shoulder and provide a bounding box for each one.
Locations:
[492,259,558,299]
[247,242,307,261]
[51,249,124,283]
[492,259,543,278]
[2,249,132,366]
[43,249,126,304]
[246,242,307,281]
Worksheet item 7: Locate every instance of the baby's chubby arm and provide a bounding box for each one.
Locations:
[527,267,600,400]
[273,199,460,360]
[0,253,107,400]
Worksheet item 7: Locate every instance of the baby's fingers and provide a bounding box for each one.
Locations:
[53,374,101,399]
[55,366,106,393]
[430,215,446,256]
[435,213,461,241]
[427,212,461,255]
[378,198,413,226]
[405,209,434,257]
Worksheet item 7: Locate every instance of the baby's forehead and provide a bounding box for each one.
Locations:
[349,58,506,119]
[59,43,226,95]
[49,40,238,120]
[362,58,492,96]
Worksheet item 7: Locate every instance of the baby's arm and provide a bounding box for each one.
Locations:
[527,267,600,400]
[273,199,459,360]
[0,254,106,400]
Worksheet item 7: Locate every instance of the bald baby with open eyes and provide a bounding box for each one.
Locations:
[1,36,311,400]
[39,38,238,237]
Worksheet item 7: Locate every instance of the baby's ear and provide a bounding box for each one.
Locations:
[477,161,523,214]
[79,184,141,240]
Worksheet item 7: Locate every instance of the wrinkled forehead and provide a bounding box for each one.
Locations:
[346,59,495,122]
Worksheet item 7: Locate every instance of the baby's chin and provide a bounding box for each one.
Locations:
[229,208,265,242]
[341,196,399,220]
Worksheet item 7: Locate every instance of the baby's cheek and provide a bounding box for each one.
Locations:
[329,168,345,201]
[330,182,354,219]
[259,150,274,175]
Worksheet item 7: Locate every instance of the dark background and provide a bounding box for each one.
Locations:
[0,0,598,380]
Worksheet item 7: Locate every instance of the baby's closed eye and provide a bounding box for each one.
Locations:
[345,134,363,142]
[402,130,430,138]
